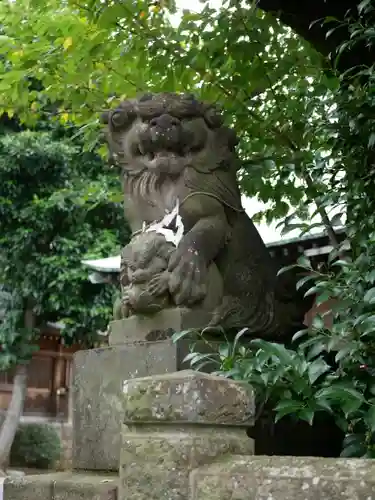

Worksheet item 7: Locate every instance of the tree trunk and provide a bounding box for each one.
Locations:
[0,364,28,473]
[0,303,35,474]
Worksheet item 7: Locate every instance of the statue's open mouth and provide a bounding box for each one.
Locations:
[134,141,186,162]
[133,125,201,162]
[143,150,183,170]
[149,151,180,160]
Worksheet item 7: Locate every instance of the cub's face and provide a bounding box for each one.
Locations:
[102,92,238,177]
[121,231,173,283]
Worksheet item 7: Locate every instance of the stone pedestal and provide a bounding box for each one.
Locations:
[119,370,255,500]
[72,308,218,472]
[108,308,212,345]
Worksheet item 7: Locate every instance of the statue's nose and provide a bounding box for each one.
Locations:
[150,114,180,130]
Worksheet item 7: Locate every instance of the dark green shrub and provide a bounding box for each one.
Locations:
[10,423,61,469]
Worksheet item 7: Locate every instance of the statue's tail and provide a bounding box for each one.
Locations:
[274,268,315,331]
[208,293,281,339]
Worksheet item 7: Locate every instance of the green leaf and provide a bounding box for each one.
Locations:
[316,398,333,413]
[297,256,312,269]
[358,0,372,13]
[274,399,304,422]
[366,405,375,433]
[311,315,325,330]
[231,328,249,354]
[326,26,340,39]
[194,360,218,372]
[292,329,308,343]
[171,329,198,343]
[296,274,315,291]
[315,291,332,306]
[366,269,375,283]
[331,260,351,268]
[340,434,367,457]
[368,133,375,149]
[307,359,330,384]
[335,343,358,362]
[315,385,364,417]
[298,407,315,425]
[183,352,217,367]
[277,264,299,276]
[364,288,375,305]
[218,343,230,359]
[250,340,294,366]
[304,286,321,298]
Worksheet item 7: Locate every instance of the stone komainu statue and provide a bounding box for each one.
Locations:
[102,92,311,340]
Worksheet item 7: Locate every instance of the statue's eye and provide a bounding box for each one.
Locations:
[110,108,136,130]
[111,110,129,129]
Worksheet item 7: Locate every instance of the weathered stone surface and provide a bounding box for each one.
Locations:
[4,472,117,500]
[5,470,25,478]
[119,372,254,500]
[103,92,311,339]
[120,427,253,500]
[109,307,211,345]
[123,370,255,426]
[118,231,176,317]
[72,340,220,471]
[72,341,178,471]
[190,455,375,500]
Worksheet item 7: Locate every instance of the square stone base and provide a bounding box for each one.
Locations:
[72,338,220,471]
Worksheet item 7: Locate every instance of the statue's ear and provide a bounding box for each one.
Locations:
[138,92,153,102]
[203,105,224,129]
[215,127,239,152]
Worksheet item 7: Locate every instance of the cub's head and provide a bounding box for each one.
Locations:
[102,92,238,177]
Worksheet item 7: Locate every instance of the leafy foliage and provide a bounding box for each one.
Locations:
[9,423,61,469]
[0,128,129,369]
[172,2,375,459]
[0,0,339,225]
[174,5,375,454]
[1,0,375,460]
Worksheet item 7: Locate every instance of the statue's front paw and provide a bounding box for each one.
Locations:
[147,272,169,296]
[118,288,132,317]
[122,288,131,305]
[168,248,207,306]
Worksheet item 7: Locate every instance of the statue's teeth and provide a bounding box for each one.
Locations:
[138,143,145,155]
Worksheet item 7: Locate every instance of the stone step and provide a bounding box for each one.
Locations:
[3,472,118,500]
[190,455,375,500]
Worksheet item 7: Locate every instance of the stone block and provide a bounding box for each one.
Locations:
[119,371,255,500]
[108,307,211,345]
[3,472,117,500]
[190,455,375,500]
[123,370,255,426]
[72,340,177,471]
[121,427,253,500]
[73,340,220,472]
